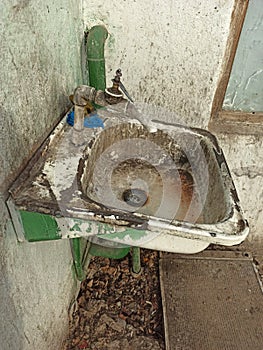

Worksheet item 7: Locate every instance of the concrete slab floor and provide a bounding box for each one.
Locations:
[209,239,263,283]
[160,241,263,350]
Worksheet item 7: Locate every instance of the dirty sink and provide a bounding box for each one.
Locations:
[7,100,249,261]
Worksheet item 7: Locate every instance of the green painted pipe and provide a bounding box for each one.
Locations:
[86,25,108,91]
[71,238,86,281]
[89,243,130,259]
[132,247,141,274]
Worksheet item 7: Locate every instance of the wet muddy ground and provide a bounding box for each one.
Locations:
[64,249,165,350]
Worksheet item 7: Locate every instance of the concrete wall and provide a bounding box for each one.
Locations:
[0,199,78,349]
[216,133,263,242]
[83,0,235,129]
[0,0,83,191]
[216,0,263,242]
[0,1,82,349]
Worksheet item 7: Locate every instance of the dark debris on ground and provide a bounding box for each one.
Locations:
[64,249,165,350]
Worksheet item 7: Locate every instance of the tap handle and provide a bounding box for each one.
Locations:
[112,68,134,103]
[113,68,122,83]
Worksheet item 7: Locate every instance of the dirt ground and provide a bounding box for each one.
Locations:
[63,238,263,350]
[63,249,165,350]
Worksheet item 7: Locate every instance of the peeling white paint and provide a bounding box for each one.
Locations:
[43,156,79,201]
[31,181,50,198]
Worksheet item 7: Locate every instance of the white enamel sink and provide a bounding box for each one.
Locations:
[77,105,249,253]
[8,101,248,254]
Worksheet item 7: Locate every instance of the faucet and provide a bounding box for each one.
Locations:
[72,85,96,133]
[72,69,129,129]
[70,25,136,144]
[71,68,142,145]
[104,69,125,104]
[70,85,104,145]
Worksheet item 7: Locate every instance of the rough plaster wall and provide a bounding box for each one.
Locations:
[0,0,83,348]
[0,0,83,192]
[83,0,235,128]
[216,134,263,241]
[223,0,263,112]
[0,201,77,349]
[217,0,263,241]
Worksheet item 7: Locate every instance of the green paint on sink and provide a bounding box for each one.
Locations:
[19,211,61,241]
[97,227,148,241]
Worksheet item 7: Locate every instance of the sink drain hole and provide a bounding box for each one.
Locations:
[122,189,148,207]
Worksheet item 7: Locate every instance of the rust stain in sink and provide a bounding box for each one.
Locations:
[110,158,195,222]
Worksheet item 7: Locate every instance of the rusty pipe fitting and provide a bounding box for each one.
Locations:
[72,85,107,134]
[73,85,97,106]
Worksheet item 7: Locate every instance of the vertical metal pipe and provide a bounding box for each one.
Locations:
[132,247,141,274]
[86,25,108,91]
[70,238,86,281]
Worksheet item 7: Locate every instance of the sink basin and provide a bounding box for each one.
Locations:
[80,123,228,225]
[76,105,248,253]
[8,102,249,254]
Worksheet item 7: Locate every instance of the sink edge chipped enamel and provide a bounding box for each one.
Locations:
[8,102,249,253]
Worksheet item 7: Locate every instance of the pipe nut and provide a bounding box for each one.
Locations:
[73,85,96,106]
